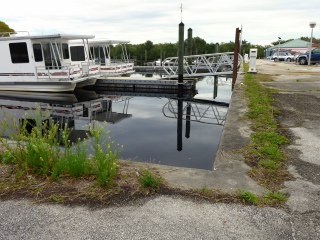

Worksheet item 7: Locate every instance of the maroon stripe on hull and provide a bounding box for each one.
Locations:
[0,73,35,76]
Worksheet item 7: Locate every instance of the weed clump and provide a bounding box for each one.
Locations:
[138,169,163,192]
[236,189,258,205]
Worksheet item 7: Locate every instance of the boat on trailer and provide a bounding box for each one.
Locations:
[0,32,101,92]
[70,39,134,78]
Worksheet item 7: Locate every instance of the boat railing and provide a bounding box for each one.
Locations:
[35,65,82,81]
[111,59,129,63]
[81,62,100,76]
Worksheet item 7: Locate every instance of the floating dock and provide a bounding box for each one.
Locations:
[95,77,196,90]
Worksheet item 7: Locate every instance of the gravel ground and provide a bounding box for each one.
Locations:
[1,59,320,239]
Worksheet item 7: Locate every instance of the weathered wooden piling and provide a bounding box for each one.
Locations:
[232,28,240,90]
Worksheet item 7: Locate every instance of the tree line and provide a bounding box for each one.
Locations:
[271,37,320,46]
[2,21,317,60]
[111,38,270,60]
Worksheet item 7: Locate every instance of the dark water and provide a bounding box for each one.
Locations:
[0,74,232,170]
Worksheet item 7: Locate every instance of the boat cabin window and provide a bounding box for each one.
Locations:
[9,42,29,63]
[33,44,43,62]
[62,43,69,59]
[42,43,61,69]
[42,43,53,68]
[70,46,85,61]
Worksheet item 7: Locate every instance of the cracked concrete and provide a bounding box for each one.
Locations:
[1,60,320,239]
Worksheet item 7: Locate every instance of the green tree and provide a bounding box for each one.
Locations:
[144,40,154,52]
[300,36,320,44]
[0,21,15,36]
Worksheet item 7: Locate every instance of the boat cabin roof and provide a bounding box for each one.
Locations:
[0,33,95,42]
[70,39,130,46]
[90,40,130,45]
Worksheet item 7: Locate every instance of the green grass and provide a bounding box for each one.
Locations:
[138,169,163,191]
[263,191,288,206]
[236,189,258,205]
[242,62,294,191]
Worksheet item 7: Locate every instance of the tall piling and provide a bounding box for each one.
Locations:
[185,104,191,139]
[215,43,219,53]
[187,28,192,65]
[232,27,240,90]
[213,75,218,99]
[177,22,185,151]
[177,98,183,151]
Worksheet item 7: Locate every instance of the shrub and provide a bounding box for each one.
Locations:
[87,121,123,187]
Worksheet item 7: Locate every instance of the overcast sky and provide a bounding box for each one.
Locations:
[2,0,320,46]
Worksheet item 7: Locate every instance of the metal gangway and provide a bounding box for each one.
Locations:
[162,99,228,125]
[162,52,242,78]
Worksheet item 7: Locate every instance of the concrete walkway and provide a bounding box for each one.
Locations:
[1,60,319,239]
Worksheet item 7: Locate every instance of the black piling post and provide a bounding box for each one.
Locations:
[177,22,184,151]
[187,28,192,65]
[213,75,218,99]
[177,98,183,151]
[215,43,219,53]
[178,22,184,85]
[185,103,191,139]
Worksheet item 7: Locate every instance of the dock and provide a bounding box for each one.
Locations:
[95,76,196,90]
[134,66,168,72]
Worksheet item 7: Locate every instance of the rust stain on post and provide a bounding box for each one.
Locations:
[232,27,240,90]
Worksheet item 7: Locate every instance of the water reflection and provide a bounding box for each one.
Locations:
[0,75,232,170]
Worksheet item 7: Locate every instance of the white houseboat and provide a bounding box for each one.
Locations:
[0,32,100,92]
[70,39,134,77]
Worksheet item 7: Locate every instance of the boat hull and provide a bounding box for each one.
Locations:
[0,81,76,92]
[0,90,78,104]
[75,78,97,88]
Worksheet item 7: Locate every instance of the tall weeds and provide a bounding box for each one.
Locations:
[87,122,123,186]
[0,107,123,187]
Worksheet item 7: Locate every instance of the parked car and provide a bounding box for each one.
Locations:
[293,53,302,62]
[271,52,295,62]
[296,47,320,65]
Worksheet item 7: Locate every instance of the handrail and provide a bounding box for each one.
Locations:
[161,52,242,78]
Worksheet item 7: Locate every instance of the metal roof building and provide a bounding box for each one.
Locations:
[266,39,309,58]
